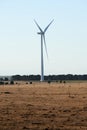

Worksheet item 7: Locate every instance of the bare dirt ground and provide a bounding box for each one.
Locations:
[0,81,87,130]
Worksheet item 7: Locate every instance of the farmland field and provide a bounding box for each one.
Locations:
[0,81,87,130]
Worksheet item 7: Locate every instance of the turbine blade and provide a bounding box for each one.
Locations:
[43,35,48,59]
[34,19,43,32]
[44,19,54,33]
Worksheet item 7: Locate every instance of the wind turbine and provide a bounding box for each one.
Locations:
[34,19,54,81]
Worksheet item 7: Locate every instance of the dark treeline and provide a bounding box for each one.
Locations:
[12,74,87,81]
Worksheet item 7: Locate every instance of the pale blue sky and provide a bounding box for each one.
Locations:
[0,0,87,75]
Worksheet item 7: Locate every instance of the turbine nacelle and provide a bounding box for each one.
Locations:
[37,32,44,35]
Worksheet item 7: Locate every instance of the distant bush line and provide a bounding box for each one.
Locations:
[11,74,87,81]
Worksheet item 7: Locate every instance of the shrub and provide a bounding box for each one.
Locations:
[63,81,66,83]
[0,81,4,85]
[56,80,58,83]
[48,80,51,84]
[60,80,62,83]
[30,82,32,84]
[5,82,9,85]
[10,80,14,85]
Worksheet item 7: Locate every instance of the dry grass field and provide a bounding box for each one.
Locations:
[0,81,87,130]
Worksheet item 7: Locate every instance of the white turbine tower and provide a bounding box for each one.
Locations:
[34,19,54,81]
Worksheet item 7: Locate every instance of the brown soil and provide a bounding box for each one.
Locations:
[0,82,87,130]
